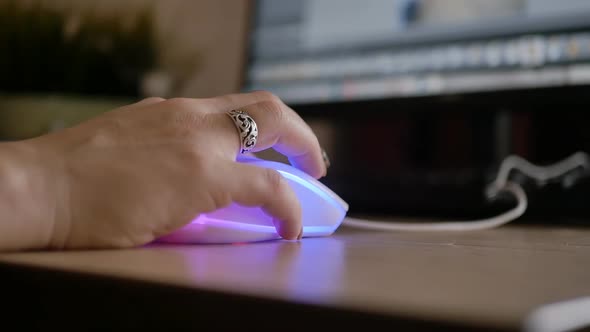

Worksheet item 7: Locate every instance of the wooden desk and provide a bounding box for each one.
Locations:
[1,221,589,331]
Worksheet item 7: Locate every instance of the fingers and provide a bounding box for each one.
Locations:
[137,92,327,178]
[219,161,302,240]
[204,91,326,179]
[238,101,326,178]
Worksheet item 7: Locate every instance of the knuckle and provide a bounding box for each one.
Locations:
[174,110,207,129]
[88,119,123,147]
[165,97,197,110]
[142,96,165,103]
[88,130,114,147]
[258,99,285,124]
[163,98,209,131]
[263,168,286,195]
[211,190,232,210]
[252,90,282,104]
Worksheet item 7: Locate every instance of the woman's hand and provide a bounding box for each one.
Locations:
[0,91,327,251]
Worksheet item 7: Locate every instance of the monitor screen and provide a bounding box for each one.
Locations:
[243,0,590,105]
[241,0,590,221]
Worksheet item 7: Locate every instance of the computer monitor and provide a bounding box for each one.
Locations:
[241,0,590,221]
[243,0,590,105]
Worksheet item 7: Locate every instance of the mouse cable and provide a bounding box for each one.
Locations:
[342,151,590,232]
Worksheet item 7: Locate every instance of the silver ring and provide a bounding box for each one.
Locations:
[226,109,258,154]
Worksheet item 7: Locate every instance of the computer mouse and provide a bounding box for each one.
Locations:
[156,155,349,244]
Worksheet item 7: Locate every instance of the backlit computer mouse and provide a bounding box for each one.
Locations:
[156,156,349,244]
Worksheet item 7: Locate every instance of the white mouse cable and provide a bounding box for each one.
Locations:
[342,152,590,232]
[342,182,527,231]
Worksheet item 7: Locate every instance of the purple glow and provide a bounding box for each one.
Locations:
[157,157,349,244]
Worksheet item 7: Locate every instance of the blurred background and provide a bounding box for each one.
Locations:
[2,0,590,223]
[0,0,249,138]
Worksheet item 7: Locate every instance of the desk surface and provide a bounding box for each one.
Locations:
[1,221,590,331]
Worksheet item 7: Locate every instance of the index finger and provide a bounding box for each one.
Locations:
[205,91,327,179]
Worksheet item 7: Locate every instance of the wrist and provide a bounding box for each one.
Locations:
[0,140,64,251]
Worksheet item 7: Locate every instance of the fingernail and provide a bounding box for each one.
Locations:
[322,148,331,169]
[297,226,303,240]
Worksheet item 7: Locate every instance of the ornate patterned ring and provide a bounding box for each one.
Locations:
[226,109,259,154]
